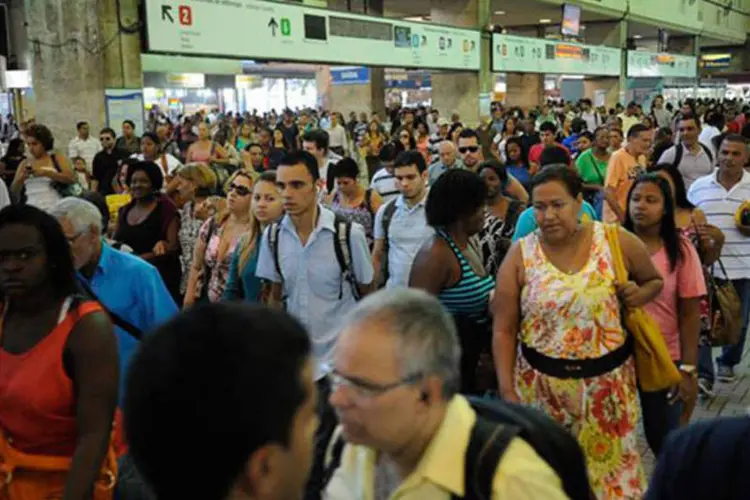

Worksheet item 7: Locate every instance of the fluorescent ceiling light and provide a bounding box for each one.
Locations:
[539,18,552,24]
[494,10,506,15]
[404,16,426,22]
[633,34,643,39]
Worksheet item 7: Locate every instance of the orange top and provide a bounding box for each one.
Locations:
[602,148,646,223]
[0,299,102,456]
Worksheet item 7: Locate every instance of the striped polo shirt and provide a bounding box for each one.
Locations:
[688,169,750,280]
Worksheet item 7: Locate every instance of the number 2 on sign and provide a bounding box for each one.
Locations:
[179,5,192,26]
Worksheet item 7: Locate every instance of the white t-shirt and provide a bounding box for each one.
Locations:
[130,153,182,178]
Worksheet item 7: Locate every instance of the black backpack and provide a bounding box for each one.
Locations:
[323,397,592,500]
[268,213,362,302]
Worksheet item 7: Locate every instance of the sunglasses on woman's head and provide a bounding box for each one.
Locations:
[228,183,251,196]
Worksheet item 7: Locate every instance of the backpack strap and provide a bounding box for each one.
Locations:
[380,199,398,285]
[321,433,347,490]
[76,278,143,340]
[456,418,520,500]
[700,142,714,164]
[268,223,283,282]
[332,214,361,301]
[364,188,373,216]
[672,143,684,171]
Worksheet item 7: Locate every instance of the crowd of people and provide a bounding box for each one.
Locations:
[0,96,749,499]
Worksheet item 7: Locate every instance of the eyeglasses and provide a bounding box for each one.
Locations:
[328,370,422,399]
[228,183,251,196]
[99,136,112,142]
[66,231,85,245]
[458,146,479,154]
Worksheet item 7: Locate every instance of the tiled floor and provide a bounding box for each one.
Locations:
[638,344,750,477]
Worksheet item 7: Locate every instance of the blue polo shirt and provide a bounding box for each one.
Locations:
[512,201,599,242]
[81,242,178,401]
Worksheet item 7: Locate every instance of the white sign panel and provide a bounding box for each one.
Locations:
[492,34,621,76]
[145,0,481,71]
[627,51,697,78]
[105,89,145,134]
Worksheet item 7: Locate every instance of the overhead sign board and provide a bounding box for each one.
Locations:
[146,0,480,71]
[627,51,697,78]
[491,34,620,76]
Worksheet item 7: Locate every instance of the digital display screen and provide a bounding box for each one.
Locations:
[394,26,412,48]
[304,15,327,41]
[561,4,581,37]
[329,16,392,41]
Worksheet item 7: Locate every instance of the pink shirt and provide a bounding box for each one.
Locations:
[643,236,706,360]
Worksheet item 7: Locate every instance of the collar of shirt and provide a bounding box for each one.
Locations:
[280,204,336,236]
[395,191,428,212]
[93,240,115,277]
[709,168,750,189]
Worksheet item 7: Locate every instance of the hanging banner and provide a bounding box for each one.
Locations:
[491,34,620,76]
[145,0,481,71]
[626,51,697,78]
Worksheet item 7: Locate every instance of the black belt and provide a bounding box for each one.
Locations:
[521,335,633,379]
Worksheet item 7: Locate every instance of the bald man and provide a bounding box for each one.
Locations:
[427,140,464,185]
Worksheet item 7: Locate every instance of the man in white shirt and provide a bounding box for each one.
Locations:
[658,113,714,190]
[651,95,672,129]
[369,143,400,204]
[131,132,182,184]
[698,110,724,159]
[68,121,101,172]
[688,134,750,393]
[326,113,349,156]
[618,102,641,137]
[580,98,601,133]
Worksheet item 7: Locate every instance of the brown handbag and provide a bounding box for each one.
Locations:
[705,260,743,346]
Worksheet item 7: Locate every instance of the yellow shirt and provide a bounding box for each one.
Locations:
[324,396,569,500]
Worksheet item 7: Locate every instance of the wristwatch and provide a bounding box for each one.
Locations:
[679,364,698,378]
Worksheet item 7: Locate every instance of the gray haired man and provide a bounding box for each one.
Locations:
[325,289,567,499]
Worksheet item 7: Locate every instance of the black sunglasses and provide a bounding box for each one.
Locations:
[458,146,479,154]
[228,183,251,196]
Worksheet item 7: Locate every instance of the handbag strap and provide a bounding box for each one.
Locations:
[604,223,628,284]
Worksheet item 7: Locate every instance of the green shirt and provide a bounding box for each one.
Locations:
[576,149,608,186]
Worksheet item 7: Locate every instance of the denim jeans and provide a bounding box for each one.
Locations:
[698,278,750,382]
[639,387,683,456]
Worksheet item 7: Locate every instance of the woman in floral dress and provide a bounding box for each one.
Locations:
[493,166,664,499]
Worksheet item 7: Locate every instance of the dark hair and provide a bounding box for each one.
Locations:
[647,162,694,210]
[530,165,583,198]
[99,127,116,139]
[301,129,329,152]
[0,204,78,298]
[76,121,88,131]
[123,119,136,130]
[679,113,702,129]
[540,145,571,168]
[578,131,594,143]
[505,136,527,165]
[26,124,54,151]
[80,191,111,235]
[426,169,486,228]
[704,110,725,129]
[330,157,359,180]
[244,142,263,152]
[393,150,427,174]
[457,128,479,142]
[4,138,24,157]
[627,123,650,141]
[539,121,558,134]
[610,127,624,138]
[379,142,398,163]
[272,127,291,150]
[124,303,311,500]
[571,118,587,135]
[141,132,161,146]
[624,174,681,271]
[478,159,509,187]
[721,133,748,149]
[278,150,320,181]
[126,161,164,192]
[655,126,673,141]
[395,127,416,151]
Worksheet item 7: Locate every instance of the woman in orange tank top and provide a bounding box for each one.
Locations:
[0,205,119,500]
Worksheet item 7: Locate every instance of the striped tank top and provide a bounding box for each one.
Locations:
[436,229,495,319]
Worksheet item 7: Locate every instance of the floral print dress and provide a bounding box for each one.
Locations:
[198,218,243,303]
[517,222,645,499]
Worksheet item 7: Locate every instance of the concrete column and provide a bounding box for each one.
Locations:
[25,0,106,146]
[505,73,543,110]
[101,0,142,90]
[617,20,628,106]
[368,0,386,118]
[430,0,489,127]
[580,21,627,109]
[315,66,332,110]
